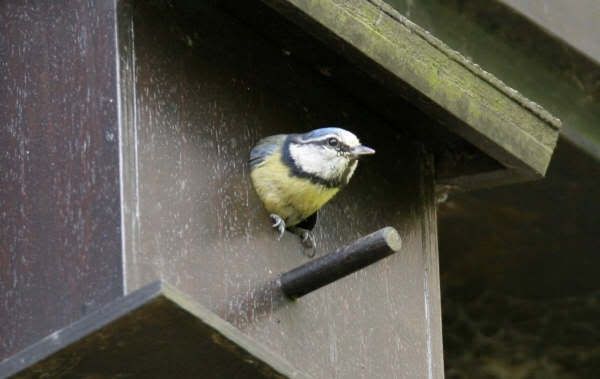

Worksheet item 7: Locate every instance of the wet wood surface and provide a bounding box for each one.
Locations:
[0,1,123,360]
[120,2,443,377]
[1,282,311,379]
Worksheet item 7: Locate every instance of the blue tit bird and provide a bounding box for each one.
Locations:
[249,127,375,251]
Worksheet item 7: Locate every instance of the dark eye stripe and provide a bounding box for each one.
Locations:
[302,136,351,152]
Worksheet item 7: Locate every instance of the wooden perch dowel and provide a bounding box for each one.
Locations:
[279,227,402,299]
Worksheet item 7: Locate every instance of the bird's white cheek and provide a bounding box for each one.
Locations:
[328,156,348,176]
[290,144,352,181]
[290,144,327,175]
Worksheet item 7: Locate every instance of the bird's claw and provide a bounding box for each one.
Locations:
[300,231,316,251]
[270,214,286,240]
[269,216,316,256]
[289,226,316,255]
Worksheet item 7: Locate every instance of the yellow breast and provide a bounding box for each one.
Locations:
[250,152,339,226]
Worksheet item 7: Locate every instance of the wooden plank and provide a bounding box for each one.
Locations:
[119,3,444,377]
[262,0,561,184]
[419,153,444,378]
[0,282,311,379]
[0,1,123,360]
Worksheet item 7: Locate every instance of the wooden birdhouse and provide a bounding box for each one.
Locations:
[0,0,560,378]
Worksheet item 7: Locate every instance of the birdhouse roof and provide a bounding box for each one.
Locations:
[228,0,561,191]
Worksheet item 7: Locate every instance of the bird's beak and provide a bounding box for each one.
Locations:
[350,145,376,158]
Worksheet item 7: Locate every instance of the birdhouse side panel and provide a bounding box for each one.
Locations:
[0,1,124,361]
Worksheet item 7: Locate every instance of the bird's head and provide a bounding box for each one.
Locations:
[284,127,375,187]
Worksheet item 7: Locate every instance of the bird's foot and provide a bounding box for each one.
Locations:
[289,227,316,256]
[269,214,286,240]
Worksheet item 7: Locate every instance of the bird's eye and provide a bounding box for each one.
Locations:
[328,138,338,147]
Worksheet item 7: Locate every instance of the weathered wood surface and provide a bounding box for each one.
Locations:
[119,2,443,377]
[0,282,311,379]
[0,1,123,361]
[262,0,561,188]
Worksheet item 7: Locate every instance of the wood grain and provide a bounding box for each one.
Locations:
[0,1,123,360]
[120,2,443,377]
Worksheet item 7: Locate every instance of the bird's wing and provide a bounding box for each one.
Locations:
[249,134,287,169]
[296,211,318,231]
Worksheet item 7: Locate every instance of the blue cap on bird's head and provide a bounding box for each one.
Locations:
[301,127,349,140]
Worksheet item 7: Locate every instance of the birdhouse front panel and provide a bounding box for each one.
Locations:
[118,2,442,378]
